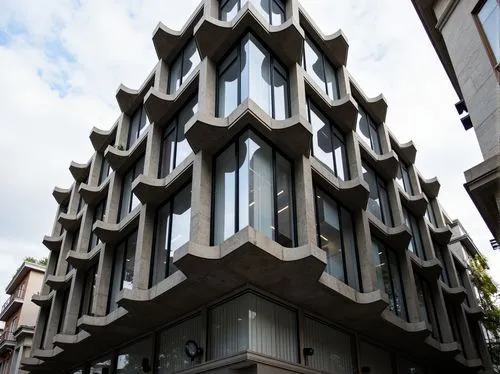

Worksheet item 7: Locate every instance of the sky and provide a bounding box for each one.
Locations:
[0,0,498,310]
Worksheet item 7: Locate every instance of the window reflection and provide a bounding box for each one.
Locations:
[127,106,149,150]
[151,184,192,286]
[119,156,144,221]
[396,161,413,194]
[213,130,295,247]
[217,34,289,119]
[303,37,340,100]
[116,337,152,374]
[477,0,499,63]
[357,108,381,154]
[168,39,200,94]
[362,162,393,226]
[219,0,286,25]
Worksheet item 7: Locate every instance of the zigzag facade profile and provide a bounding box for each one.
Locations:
[23,0,494,373]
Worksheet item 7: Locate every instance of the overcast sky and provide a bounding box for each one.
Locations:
[0,0,498,311]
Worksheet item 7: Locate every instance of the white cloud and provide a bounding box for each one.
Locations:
[0,0,498,311]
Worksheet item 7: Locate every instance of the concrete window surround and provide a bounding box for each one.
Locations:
[24,0,493,373]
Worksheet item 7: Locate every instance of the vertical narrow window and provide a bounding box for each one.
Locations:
[89,199,106,252]
[434,244,451,286]
[396,161,413,194]
[79,265,97,319]
[127,106,149,150]
[303,37,340,100]
[217,35,289,119]
[403,207,426,259]
[213,131,295,247]
[372,238,408,320]
[90,356,112,374]
[357,108,382,154]
[220,0,240,21]
[168,39,201,94]
[315,187,361,291]
[158,97,197,178]
[119,156,144,221]
[57,289,69,334]
[151,184,192,286]
[307,101,349,180]
[475,0,499,65]
[220,0,286,24]
[447,303,466,356]
[108,231,137,313]
[362,162,393,226]
[416,274,442,341]
[425,196,438,227]
[98,156,111,185]
[38,307,49,349]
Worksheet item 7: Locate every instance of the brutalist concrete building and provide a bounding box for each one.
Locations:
[411,0,499,242]
[22,1,493,373]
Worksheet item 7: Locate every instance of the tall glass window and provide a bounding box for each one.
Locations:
[79,265,97,320]
[156,315,202,373]
[396,161,413,194]
[89,355,112,374]
[314,187,361,291]
[116,337,153,374]
[119,156,144,221]
[213,130,295,247]
[168,39,201,94]
[415,273,441,341]
[357,108,382,155]
[446,303,466,356]
[108,231,137,313]
[307,100,349,180]
[208,293,298,362]
[434,244,451,286]
[303,317,354,374]
[57,289,70,334]
[89,199,106,251]
[302,37,340,100]
[476,0,499,64]
[151,184,192,286]
[220,0,286,25]
[127,106,149,150]
[217,34,290,119]
[372,238,408,320]
[158,97,198,178]
[403,207,426,259]
[98,156,111,185]
[425,196,438,227]
[362,162,393,226]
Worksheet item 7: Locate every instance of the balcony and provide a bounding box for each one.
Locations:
[0,289,25,321]
[0,330,15,353]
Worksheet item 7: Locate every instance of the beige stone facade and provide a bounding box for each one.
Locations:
[24,0,493,373]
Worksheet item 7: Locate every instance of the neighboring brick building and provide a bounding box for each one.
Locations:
[22,0,493,373]
[0,261,45,374]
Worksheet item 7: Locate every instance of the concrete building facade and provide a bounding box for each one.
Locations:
[0,261,45,374]
[23,0,493,373]
[411,0,500,241]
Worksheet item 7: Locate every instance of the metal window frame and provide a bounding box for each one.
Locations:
[472,0,500,76]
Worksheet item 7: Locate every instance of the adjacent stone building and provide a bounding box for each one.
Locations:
[0,261,45,374]
[411,0,499,242]
[22,0,493,373]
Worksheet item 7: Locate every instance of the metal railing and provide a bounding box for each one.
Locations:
[0,330,14,344]
[0,288,25,314]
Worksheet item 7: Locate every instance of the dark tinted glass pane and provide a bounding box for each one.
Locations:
[152,201,171,285]
[169,184,192,275]
[378,184,392,226]
[168,57,182,94]
[332,128,349,181]
[324,60,339,100]
[341,207,360,291]
[276,154,294,247]
[159,126,176,178]
[122,232,137,290]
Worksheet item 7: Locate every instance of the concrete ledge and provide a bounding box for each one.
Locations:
[115,67,155,116]
[78,307,128,335]
[132,155,194,206]
[389,132,417,165]
[104,133,147,174]
[298,4,349,67]
[69,160,91,183]
[410,255,442,281]
[428,224,452,245]
[440,281,467,304]
[424,336,460,357]
[194,6,304,66]
[20,357,45,372]
[89,125,117,153]
[66,244,101,270]
[58,211,83,232]
[359,144,399,180]
[186,99,312,158]
[79,179,110,206]
[32,291,54,307]
[46,272,74,291]
[93,206,141,245]
[463,304,483,320]
[144,68,199,125]
[42,234,63,252]
[310,157,370,211]
[418,174,440,198]
[303,71,358,132]
[52,186,71,205]
[399,190,428,217]
[152,3,204,61]
[349,76,388,125]
[368,213,412,250]
[53,330,90,348]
